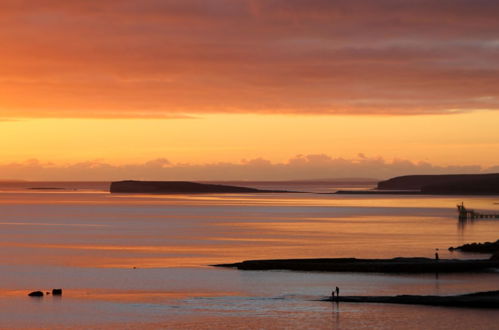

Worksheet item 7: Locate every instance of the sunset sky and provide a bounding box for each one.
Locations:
[1,0,498,180]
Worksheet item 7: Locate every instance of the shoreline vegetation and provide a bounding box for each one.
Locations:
[212,257,499,273]
[321,290,499,309]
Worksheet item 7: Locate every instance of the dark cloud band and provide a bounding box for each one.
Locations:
[1,0,498,117]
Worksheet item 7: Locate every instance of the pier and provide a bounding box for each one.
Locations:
[457,202,499,220]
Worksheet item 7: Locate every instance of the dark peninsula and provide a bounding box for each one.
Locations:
[335,173,499,195]
[377,173,499,194]
[110,180,292,194]
[321,290,499,309]
[213,257,499,273]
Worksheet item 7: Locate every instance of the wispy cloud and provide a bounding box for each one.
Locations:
[0,155,494,181]
[1,0,498,118]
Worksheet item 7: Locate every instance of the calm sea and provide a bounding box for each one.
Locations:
[0,182,498,329]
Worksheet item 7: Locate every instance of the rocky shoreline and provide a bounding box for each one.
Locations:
[321,290,499,308]
[213,257,499,273]
[449,239,499,254]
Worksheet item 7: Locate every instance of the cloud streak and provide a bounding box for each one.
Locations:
[1,155,495,181]
[1,0,499,118]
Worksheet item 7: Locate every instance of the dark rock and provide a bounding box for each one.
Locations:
[449,239,499,253]
[28,291,44,297]
[52,289,62,296]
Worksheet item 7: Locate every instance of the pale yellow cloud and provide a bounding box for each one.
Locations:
[0,112,498,177]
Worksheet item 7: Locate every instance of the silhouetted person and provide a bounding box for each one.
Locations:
[335,286,340,300]
[435,248,439,261]
[331,291,335,300]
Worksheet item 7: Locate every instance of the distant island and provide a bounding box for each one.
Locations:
[213,257,499,273]
[110,180,293,194]
[377,173,499,194]
[110,175,499,195]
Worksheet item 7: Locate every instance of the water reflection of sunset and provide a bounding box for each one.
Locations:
[1,191,498,268]
[1,1,498,328]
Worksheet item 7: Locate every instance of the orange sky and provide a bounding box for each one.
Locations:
[1,1,498,179]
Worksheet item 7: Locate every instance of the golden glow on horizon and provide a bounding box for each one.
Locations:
[1,1,498,179]
[1,111,498,167]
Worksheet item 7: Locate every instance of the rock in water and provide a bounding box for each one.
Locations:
[52,288,62,296]
[28,291,44,297]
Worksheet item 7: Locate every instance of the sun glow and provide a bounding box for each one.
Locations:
[1,111,498,168]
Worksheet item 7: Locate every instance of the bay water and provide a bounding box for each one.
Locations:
[0,182,498,329]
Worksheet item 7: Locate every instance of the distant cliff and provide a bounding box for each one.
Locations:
[377,173,499,194]
[110,180,288,194]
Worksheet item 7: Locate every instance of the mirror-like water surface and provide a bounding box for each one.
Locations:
[0,183,498,328]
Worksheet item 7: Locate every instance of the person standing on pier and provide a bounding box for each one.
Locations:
[435,248,439,261]
[335,286,340,300]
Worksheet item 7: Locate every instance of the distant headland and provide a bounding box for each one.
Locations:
[110,174,499,195]
[337,173,499,195]
[378,173,499,194]
[110,180,294,194]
